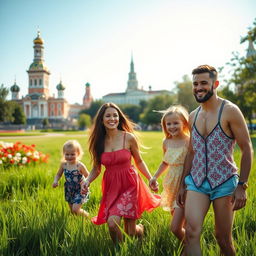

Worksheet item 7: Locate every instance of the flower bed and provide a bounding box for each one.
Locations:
[0,141,49,168]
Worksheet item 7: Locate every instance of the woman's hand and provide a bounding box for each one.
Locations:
[149,177,159,192]
[81,179,90,194]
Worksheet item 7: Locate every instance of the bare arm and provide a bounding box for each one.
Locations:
[52,163,64,188]
[153,162,169,179]
[227,104,253,210]
[152,139,169,179]
[79,162,89,179]
[129,133,153,181]
[149,140,168,191]
[81,164,101,194]
[177,112,195,207]
[179,138,194,188]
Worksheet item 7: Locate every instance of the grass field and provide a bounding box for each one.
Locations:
[0,132,255,256]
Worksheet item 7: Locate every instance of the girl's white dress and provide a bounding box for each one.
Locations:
[161,142,188,211]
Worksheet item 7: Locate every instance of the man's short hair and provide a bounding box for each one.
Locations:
[192,65,218,81]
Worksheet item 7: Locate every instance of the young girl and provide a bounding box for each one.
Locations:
[82,102,160,245]
[150,105,190,242]
[52,140,90,217]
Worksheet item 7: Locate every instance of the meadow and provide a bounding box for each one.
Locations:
[0,131,255,256]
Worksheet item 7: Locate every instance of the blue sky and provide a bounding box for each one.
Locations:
[0,0,255,104]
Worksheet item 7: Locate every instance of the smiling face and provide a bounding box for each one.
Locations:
[103,107,119,130]
[164,113,184,138]
[64,147,78,164]
[192,72,215,103]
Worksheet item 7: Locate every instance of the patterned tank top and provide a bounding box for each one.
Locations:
[190,100,238,188]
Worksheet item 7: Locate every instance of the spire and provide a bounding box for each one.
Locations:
[130,52,134,73]
[126,54,138,92]
[246,32,256,59]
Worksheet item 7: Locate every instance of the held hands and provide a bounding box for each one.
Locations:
[149,177,159,192]
[52,182,58,188]
[81,179,90,194]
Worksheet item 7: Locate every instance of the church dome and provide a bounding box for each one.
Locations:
[85,82,90,87]
[28,61,49,72]
[56,81,65,90]
[33,31,44,45]
[10,82,20,92]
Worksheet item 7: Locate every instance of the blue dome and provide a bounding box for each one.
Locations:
[10,82,20,92]
[56,81,65,90]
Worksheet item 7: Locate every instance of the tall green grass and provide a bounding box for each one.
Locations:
[0,132,255,255]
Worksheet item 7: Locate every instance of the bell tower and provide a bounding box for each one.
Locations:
[83,82,93,108]
[27,30,50,98]
[126,55,138,92]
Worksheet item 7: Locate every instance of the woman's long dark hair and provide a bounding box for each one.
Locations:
[88,102,135,166]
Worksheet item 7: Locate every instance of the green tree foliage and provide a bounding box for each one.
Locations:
[11,102,26,124]
[0,84,26,124]
[174,75,198,112]
[140,94,175,125]
[225,19,256,129]
[120,104,143,123]
[78,113,91,130]
[42,118,49,128]
[0,84,13,123]
[80,99,104,120]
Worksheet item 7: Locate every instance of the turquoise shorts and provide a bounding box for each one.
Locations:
[185,175,238,201]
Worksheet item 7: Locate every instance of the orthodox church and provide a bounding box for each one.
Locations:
[102,56,172,105]
[10,31,93,126]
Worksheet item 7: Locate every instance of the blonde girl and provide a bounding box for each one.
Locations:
[150,105,190,242]
[52,140,89,217]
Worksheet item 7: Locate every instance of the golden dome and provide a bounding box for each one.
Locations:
[33,30,44,45]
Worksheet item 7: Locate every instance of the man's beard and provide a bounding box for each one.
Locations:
[194,86,214,103]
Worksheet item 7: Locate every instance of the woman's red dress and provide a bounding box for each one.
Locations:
[92,148,161,225]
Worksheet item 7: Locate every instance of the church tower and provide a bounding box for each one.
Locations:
[10,80,20,100]
[126,55,138,92]
[246,31,256,59]
[27,30,50,98]
[83,82,93,108]
[56,80,65,99]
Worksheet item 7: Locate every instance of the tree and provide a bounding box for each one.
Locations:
[140,94,175,125]
[78,113,91,130]
[42,118,49,128]
[119,104,142,123]
[225,19,256,131]
[80,99,104,120]
[174,75,198,112]
[0,84,13,123]
[11,102,26,124]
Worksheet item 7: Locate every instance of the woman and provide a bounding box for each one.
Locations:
[82,102,160,245]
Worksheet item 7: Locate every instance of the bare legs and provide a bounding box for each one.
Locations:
[184,191,211,256]
[124,218,144,238]
[184,191,236,256]
[68,203,89,217]
[213,197,236,256]
[107,216,123,245]
[107,215,144,245]
[171,207,185,241]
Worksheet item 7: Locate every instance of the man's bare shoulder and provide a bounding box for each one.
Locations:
[189,107,200,125]
[223,100,242,119]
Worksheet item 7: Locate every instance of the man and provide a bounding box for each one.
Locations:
[177,65,253,256]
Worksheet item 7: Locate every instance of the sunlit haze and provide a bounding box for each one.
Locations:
[0,0,255,104]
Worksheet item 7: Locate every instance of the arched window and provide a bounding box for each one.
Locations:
[34,79,37,86]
